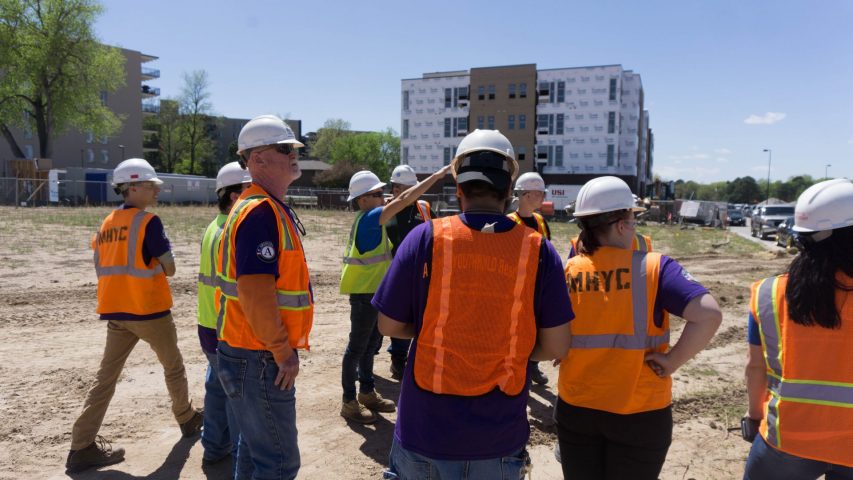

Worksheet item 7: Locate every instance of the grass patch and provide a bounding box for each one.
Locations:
[673,386,747,427]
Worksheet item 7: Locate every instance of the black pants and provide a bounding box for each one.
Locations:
[555,398,672,480]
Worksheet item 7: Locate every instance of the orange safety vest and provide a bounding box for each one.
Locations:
[414,215,542,396]
[559,247,671,414]
[92,208,172,315]
[750,274,853,467]
[508,211,548,238]
[415,200,433,221]
[570,233,652,256]
[216,184,314,351]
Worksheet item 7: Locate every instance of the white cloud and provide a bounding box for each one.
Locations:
[744,112,787,125]
[714,148,732,155]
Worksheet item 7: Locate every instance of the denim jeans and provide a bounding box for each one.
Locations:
[217,342,300,480]
[202,351,254,478]
[744,435,853,480]
[384,440,530,480]
[388,338,412,361]
[342,294,383,402]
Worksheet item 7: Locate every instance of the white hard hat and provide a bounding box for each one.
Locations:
[792,178,853,233]
[111,158,162,186]
[216,162,252,193]
[390,164,418,186]
[451,129,519,190]
[515,172,546,192]
[573,176,646,217]
[347,170,386,202]
[237,114,304,155]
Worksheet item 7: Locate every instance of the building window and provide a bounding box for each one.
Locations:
[402,119,409,139]
[87,148,94,163]
[519,114,526,129]
[100,90,108,106]
[607,145,615,166]
[537,114,549,135]
[443,147,451,166]
[609,78,618,101]
[508,115,515,130]
[508,83,516,98]
[478,86,485,100]
[555,146,563,167]
[24,144,34,159]
[101,149,109,164]
[557,81,565,103]
[487,84,495,100]
[444,118,451,137]
[608,112,616,134]
[538,81,550,102]
[457,117,468,135]
[445,88,452,108]
[458,86,469,101]
[537,145,549,165]
[86,131,93,143]
[556,114,564,135]
[517,146,526,161]
[487,116,495,129]
[402,91,410,110]
[477,116,484,129]
[519,83,527,98]
[403,147,408,163]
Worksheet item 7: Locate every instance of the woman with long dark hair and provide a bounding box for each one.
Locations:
[743,178,853,479]
[556,176,723,479]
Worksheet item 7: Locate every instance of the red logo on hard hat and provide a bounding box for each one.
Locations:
[130,174,139,179]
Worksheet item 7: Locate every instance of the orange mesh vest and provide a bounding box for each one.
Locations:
[416,200,433,221]
[559,247,671,414]
[570,233,652,256]
[414,215,541,396]
[216,184,314,351]
[508,211,548,238]
[92,208,172,315]
[750,274,853,467]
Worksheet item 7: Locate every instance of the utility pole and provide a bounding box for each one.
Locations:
[763,148,772,204]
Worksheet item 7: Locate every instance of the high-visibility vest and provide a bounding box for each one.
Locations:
[414,215,541,396]
[559,247,671,414]
[216,184,314,350]
[508,211,548,238]
[415,200,433,221]
[197,213,226,329]
[92,208,172,315]
[570,233,652,257]
[750,274,853,467]
[339,210,393,294]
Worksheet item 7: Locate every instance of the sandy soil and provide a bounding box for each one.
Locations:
[0,206,791,479]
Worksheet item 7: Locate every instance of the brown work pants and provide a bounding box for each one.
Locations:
[70,313,194,450]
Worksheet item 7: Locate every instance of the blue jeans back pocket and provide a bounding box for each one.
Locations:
[216,349,247,400]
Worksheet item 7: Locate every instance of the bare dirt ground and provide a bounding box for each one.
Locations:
[0,206,792,479]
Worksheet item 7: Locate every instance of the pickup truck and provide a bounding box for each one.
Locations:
[751,204,795,239]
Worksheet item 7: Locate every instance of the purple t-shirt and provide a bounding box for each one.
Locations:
[653,256,709,327]
[99,205,172,321]
[234,198,298,279]
[372,213,573,460]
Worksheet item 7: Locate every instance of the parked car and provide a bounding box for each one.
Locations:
[727,208,745,226]
[751,204,796,239]
[776,216,796,249]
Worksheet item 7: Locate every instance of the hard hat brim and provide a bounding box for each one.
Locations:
[346,181,386,202]
[573,205,646,217]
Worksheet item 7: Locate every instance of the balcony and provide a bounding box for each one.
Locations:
[141,85,160,98]
[142,102,160,115]
[141,66,160,80]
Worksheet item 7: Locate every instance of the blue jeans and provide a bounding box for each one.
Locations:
[384,440,530,480]
[202,351,253,478]
[744,435,853,480]
[217,342,300,480]
[342,294,382,402]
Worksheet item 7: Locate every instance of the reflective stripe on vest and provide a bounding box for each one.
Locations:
[197,224,225,289]
[754,277,853,450]
[341,211,392,266]
[94,210,164,278]
[508,211,547,237]
[569,251,670,350]
[634,233,648,252]
[416,200,432,221]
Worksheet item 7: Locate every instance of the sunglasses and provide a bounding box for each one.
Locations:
[259,143,297,155]
[361,191,385,199]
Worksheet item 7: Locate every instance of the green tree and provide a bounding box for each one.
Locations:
[328,129,400,180]
[310,118,351,161]
[0,0,125,159]
[155,99,184,173]
[176,70,215,175]
[725,176,762,203]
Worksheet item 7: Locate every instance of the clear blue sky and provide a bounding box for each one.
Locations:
[96,0,853,183]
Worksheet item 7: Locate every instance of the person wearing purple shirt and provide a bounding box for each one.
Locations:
[375,129,572,478]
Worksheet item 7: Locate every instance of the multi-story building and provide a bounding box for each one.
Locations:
[401,64,653,197]
[1,47,159,173]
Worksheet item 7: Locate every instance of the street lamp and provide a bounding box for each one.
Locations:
[763,148,771,205]
[119,144,126,160]
[825,164,832,179]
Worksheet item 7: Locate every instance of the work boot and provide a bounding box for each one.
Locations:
[358,391,396,413]
[65,436,125,473]
[530,362,549,385]
[390,356,406,381]
[341,399,376,424]
[180,408,204,437]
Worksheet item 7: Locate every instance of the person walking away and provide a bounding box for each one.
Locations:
[382,164,436,380]
[339,165,449,424]
[197,162,252,471]
[557,176,722,480]
[375,129,573,478]
[66,158,202,474]
[216,115,313,479]
[743,178,853,480]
